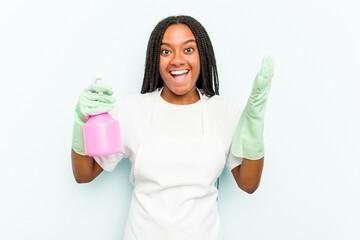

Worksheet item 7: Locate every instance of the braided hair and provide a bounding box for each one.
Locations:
[141,15,219,97]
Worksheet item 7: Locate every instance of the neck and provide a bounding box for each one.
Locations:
[161,86,200,105]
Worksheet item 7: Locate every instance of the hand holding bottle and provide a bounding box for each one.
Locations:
[231,56,274,160]
[76,82,116,122]
[72,80,116,156]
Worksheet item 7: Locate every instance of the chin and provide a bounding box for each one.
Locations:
[169,84,194,95]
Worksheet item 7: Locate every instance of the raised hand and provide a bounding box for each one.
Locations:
[231,56,274,160]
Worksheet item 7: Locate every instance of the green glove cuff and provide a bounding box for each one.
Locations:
[231,102,266,160]
[71,108,86,156]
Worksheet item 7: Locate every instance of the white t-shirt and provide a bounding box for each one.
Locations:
[94,89,243,239]
[94,89,243,181]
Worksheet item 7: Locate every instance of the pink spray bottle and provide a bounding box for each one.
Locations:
[83,73,122,157]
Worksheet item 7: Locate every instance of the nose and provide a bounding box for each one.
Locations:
[170,51,185,66]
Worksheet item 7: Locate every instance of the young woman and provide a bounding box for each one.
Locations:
[72,15,273,240]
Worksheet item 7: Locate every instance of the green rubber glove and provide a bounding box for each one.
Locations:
[231,56,274,160]
[72,82,116,156]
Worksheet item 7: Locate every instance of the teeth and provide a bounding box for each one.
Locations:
[170,70,189,75]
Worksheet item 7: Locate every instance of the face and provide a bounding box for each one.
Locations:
[159,24,201,104]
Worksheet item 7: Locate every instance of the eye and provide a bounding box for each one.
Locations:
[161,49,171,55]
[185,47,194,53]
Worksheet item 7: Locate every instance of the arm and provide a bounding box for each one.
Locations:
[231,157,264,194]
[71,81,115,183]
[231,56,273,193]
[71,149,103,183]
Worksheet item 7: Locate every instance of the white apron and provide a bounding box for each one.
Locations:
[124,88,226,240]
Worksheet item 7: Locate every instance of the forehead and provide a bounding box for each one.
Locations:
[162,24,196,44]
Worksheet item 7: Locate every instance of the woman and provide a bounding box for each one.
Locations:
[72,15,273,240]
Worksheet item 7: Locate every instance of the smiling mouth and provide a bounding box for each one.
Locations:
[170,70,189,83]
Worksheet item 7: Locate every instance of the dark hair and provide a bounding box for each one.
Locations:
[141,15,219,97]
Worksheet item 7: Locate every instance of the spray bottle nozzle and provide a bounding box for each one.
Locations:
[95,73,102,82]
[95,72,103,95]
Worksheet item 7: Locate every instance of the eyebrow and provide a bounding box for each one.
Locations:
[161,39,196,46]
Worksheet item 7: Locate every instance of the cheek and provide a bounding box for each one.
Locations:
[159,60,167,78]
[193,57,201,76]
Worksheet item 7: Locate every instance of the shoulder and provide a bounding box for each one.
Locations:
[119,89,159,104]
[108,90,159,138]
[202,92,242,133]
[202,93,241,114]
[115,89,160,110]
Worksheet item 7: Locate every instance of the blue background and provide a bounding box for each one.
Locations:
[1,0,359,239]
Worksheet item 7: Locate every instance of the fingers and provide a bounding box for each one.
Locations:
[79,98,115,117]
[86,82,114,95]
[251,56,274,95]
[252,73,267,94]
[87,103,114,116]
[81,88,116,103]
[254,73,268,90]
[84,91,116,103]
[78,82,116,119]
[259,56,274,80]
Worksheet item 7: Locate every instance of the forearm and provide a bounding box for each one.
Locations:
[231,157,264,194]
[71,149,103,183]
